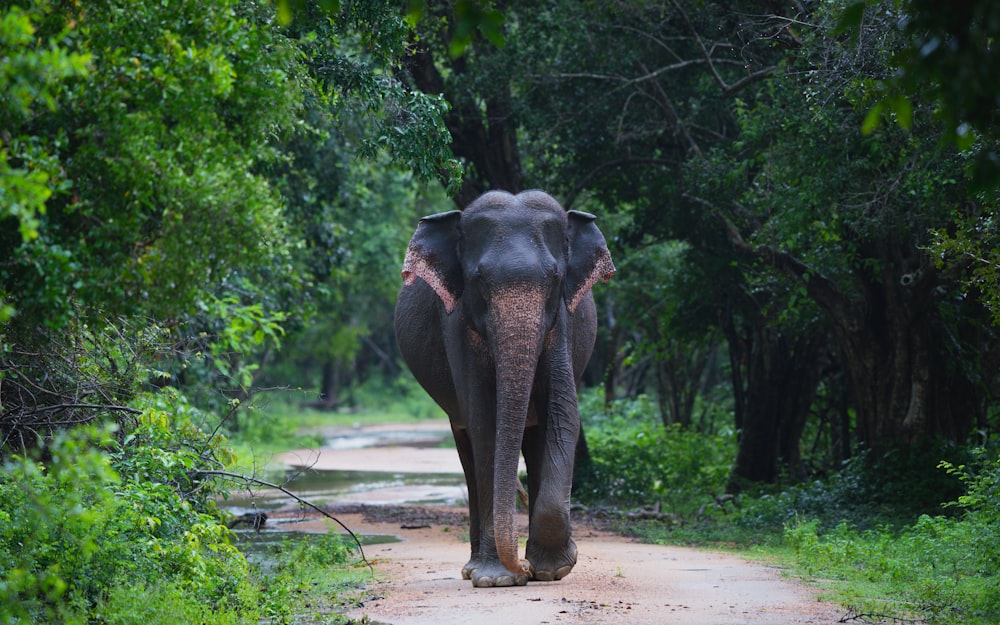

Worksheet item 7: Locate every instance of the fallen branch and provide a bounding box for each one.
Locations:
[838,608,928,624]
[194,469,372,573]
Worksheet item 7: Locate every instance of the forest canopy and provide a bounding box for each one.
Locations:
[2,0,1000,623]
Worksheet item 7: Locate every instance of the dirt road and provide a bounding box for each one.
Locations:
[274,424,845,625]
[324,511,843,625]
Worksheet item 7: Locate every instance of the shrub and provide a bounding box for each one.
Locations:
[575,394,735,514]
[736,441,970,535]
[779,447,1000,625]
[0,392,255,624]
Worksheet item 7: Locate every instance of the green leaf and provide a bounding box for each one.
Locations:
[405,0,427,28]
[888,95,912,130]
[861,102,884,135]
[955,123,976,152]
[276,0,294,26]
[834,1,867,38]
[318,0,341,13]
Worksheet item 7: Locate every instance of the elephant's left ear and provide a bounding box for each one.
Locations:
[564,210,616,314]
[401,210,463,314]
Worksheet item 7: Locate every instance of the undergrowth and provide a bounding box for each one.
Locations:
[0,387,370,625]
[574,393,735,518]
[576,393,1000,625]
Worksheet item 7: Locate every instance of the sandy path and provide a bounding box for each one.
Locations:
[273,423,844,625]
[328,514,843,625]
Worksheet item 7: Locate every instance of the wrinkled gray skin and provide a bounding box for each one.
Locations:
[394,190,615,588]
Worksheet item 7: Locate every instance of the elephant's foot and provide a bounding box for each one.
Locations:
[462,559,529,588]
[460,556,481,581]
[526,537,578,582]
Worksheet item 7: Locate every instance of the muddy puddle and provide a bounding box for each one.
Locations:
[223,468,466,511]
[222,420,464,551]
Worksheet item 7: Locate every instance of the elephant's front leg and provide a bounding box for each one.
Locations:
[457,364,529,588]
[522,342,580,582]
[522,422,579,582]
[462,420,529,587]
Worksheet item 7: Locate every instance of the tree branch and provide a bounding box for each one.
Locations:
[637,61,703,157]
[685,193,853,323]
[12,402,141,416]
[565,157,677,208]
[194,469,372,574]
[671,0,777,97]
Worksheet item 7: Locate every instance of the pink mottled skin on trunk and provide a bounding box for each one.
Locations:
[488,284,547,577]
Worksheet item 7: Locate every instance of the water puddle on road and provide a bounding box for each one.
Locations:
[221,421,465,555]
[223,468,466,511]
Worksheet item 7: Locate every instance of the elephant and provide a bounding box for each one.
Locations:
[394,190,615,588]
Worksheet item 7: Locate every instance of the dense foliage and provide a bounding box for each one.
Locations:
[4,0,1000,623]
[1,0,453,622]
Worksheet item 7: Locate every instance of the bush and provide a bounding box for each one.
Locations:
[575,394,735,514]
[734,441,971,535]
[778,447,1000,625]
[0,385,378,624]
[0,393,255,624]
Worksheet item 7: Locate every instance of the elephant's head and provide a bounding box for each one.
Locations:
[400,190,614,577]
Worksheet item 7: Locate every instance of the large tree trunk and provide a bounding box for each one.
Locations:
[764,242,981,455]
[654,339,718,428]
[724,306,825,490]
[833,274,978,452]
[406,48,523,208]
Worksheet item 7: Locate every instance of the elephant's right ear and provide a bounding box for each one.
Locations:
[401,210,463,314]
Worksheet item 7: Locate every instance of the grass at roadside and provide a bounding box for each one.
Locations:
[574,394,1000,625]
[249,530,373,625]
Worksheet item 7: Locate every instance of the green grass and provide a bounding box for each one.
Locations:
[598,487,998,625]
[574,393,1000,625]
[249,530,374,625]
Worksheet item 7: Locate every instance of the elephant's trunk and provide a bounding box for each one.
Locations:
[489,284,547,577]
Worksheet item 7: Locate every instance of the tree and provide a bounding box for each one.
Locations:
[0,0,311,332]
[1,0,309,440]
[499,0,828,484]
[0,0,461,443]
[405,1,523,207]
[844,0,1000,329]
[690,3,998,459]
[247,4,459,408]
[402,0,832,483]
